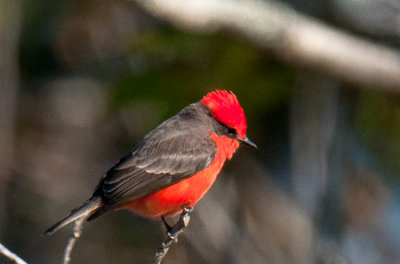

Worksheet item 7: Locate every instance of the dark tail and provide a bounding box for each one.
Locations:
[44,196,103,235]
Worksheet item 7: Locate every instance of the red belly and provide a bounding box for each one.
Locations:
[120,134,239,218]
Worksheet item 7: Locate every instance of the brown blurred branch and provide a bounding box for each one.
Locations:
[0,242,27,264]
[133,0,400,91]
[152,207,192,264]
[63,214,89,264]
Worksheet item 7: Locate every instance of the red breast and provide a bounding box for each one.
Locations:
[121,133,239,218]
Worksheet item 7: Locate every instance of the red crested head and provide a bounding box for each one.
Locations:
[201,90,247,138]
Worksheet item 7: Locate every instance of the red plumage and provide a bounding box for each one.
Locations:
[201,90,247,138]
[123,133,239,218]
[45,90,255,235]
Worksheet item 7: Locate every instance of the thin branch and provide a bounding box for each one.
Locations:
[152,207,192,264]
[133,0,400,92]
[63,214,89,264]
[0,242,28,264]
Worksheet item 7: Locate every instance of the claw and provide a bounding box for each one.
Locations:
[182,206,193,213]
[166,232,175,241]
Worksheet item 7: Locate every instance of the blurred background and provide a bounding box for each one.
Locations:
[1,0,400,263]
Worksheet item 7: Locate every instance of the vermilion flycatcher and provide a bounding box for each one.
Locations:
[45,90,256,235]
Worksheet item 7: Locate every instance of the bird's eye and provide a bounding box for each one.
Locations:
[227,127,237,137]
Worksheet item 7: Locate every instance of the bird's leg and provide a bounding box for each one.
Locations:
[152,206,192,264]
[161,217,172,233]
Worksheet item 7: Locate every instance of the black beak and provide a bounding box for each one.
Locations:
[239,136,257,149]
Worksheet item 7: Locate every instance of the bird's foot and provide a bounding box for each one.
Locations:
[153,207,193,263]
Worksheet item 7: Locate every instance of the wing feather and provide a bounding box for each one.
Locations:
[95,108,217,209]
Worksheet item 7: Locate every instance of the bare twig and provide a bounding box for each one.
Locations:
[0,242,28,264]
[63,214,89,264]
[133,0,400,91]
[152,207,192,264]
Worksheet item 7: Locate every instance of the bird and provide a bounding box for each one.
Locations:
[45,89,256,235]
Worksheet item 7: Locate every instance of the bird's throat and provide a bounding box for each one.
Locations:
[209,133,240,160]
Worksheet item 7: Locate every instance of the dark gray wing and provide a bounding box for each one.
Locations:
[100,132,215,205]
[92,103,217,217]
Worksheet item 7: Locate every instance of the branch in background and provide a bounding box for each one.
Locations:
[63,214,89,264]
[0,243,28,264]
[134,0,400,92]
[152,207,192,264]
